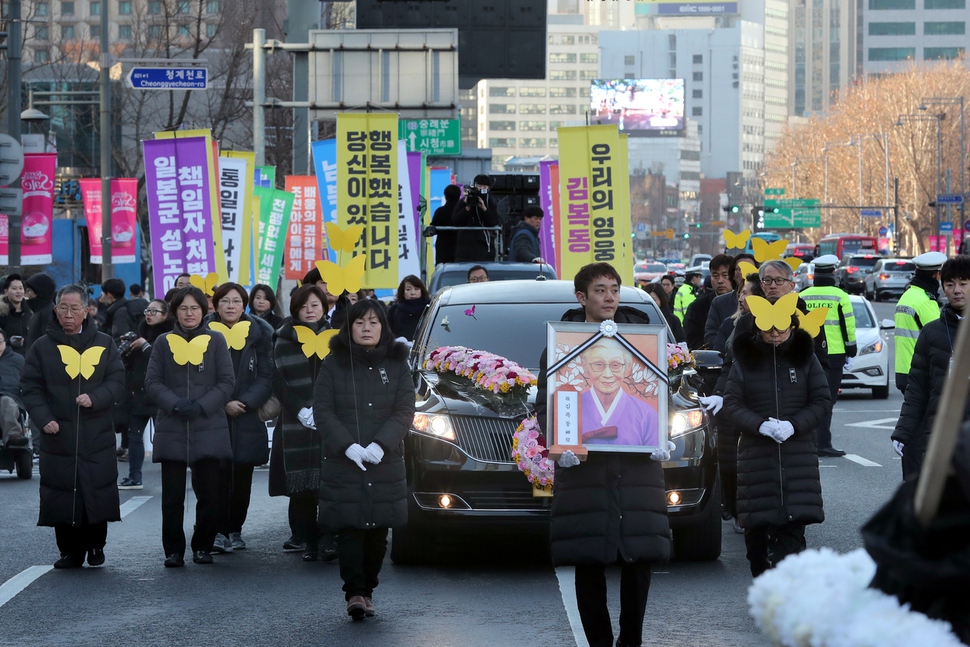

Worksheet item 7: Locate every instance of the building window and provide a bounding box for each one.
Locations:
[519,104,547,115]
[550,53,577,64]
[868,47,915,60]
[869,22,917,35]
[118,24,131,39]
[177,24,191,37]
[924,46,965,58]
[206,22,217,37]
[148,1,161,14]
[668,34,676,49]
[489,86,515,97]
[519,87,546,97]
[489,121,516,131]
[561,36,575,45]
[579,70,598,80]
[119,0,132,14]
[549,70,577,80]
[580,53,598,64]
[62,24,75,39]
[206,0,220,13]
[693,71,703,81]
[549,121,565,129]
[148,24,163,39]
[693,54,703,64]
[692,106,703,116]
[488,138,515,148]
[489,104,516,114]
[90,1,100,15]
[924,21,965,33]
[692,89,702,98]
[579,87,589,97]
[177,0,191,14]
[518,121,546,131]
[90,24,100,39]
[61,1,74,15]
[549,104,577,115]
[34,25,49,40]
[624,55,635,65]
[34,48,50,62]
[35,2,48,16]
[549,87,576,98]
[868,0,915,8]
[520,138,547,148]
[925,0,965,8]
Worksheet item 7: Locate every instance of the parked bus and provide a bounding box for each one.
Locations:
[815,234,878,259]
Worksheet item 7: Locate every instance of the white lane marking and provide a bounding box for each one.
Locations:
[120,495,152,518]
[0,565,53,609]
[555,566,589,647]
[834,409,900,413]
[843,454,882,467]
[845,417,898,430]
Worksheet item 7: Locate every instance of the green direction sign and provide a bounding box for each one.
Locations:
[763,198,821,228]
[399,118,461,156]
[765,187,786,196]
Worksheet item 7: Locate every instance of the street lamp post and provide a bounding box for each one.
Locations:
[920,97,965,236]
[850,133,891,233]
[896,113,944,251]
[99,0,113,281]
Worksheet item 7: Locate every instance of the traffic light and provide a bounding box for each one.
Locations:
[723,205,741,214]
[695,222,702,228]
[683,232,690,239]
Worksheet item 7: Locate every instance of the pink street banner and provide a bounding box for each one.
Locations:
[79,178,139,264]
[0,153,57,265]
[283,175,323,280]
[143,136,217,295]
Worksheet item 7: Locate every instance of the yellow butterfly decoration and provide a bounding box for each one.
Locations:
[723,229,751,250]
[784,257,804,272]
[751,237,789,263]
[314,255,367,295]
[169,334,211,366]
[189,272,220,296]
[747,293,799,332]
[738,261,759,280]
[326,223,365,254]
[294,326,338,360]
[797,306,830,338]
[57,345,105,380]
[208,321,250,351]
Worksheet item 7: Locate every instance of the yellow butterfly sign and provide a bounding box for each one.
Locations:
[169,334,211,366]
[190,272,220,296]
[294,326,338,360]
[208,321,250,351]
[797,307,830,338]
[325,223,365,254]
[747,293,799,332]
[751,237,789,263]
[723,229,751,251]
[57,345,105,380]
[314,255,366,296]
[784,257,804,273]
[738,261,759,281]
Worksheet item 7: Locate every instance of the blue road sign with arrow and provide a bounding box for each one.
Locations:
[860,209,882,218]
[936,194,964,205]
[127,67,208,90]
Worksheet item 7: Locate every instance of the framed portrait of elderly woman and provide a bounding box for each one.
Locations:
[545,321,669,455]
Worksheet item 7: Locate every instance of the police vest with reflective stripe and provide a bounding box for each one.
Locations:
[673,284,696,324]
[800,286,856,355]
[894,285,941,376]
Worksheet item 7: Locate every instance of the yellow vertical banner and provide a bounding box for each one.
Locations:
[617,133,633,285]
[336,113,399,289]
[155,129,228,279]
[557,125,627,281]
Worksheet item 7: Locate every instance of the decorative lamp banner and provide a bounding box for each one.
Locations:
[557,125,627,281]
[6,153,57,265]
[79,177,139,264]
[143,136,218,295]
[254,186,294,288]
[217,154,253,285]
[336,113,399,288]
[283,176,323,280]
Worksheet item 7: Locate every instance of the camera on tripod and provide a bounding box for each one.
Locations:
[465,183,486,205]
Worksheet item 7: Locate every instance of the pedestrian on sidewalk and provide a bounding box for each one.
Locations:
[118,298,174,490]
[204,283,274,553]
[145,286,235,567]
[20,284,125,569]
[723,293,830,577]
[313,298,414,620]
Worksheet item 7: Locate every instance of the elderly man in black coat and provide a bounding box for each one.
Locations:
[536,262,671,647]
[21,284,126,569]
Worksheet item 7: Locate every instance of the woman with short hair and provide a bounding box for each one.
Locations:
[249,284,283,330]
[387,275,430,342]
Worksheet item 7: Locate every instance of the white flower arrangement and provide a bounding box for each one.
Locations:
[748,548,964,647]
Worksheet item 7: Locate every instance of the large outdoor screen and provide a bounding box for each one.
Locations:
[589,78,685,137]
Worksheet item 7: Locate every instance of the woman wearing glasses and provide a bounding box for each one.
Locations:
[118,299,173,489]
[204,283,274,553]
[145,286,235,567]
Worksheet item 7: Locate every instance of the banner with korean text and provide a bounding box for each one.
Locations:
[79,178,139,264]
[254,186,294,288]
[557,125,628,281]
[396,144,421,281]
[283,176,323,280]
[616,134,633,285]
[0,153,57,265]
[539,160,561,275]
[217,153,254,285]
[311,138,337,260]
[336,113,399,288]
[144,137,218,295]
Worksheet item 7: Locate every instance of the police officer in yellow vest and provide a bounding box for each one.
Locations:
[673,269,702,324]
[893,251,946,394]
[800,254,856,457]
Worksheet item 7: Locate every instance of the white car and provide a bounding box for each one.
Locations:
[840,295,893,399]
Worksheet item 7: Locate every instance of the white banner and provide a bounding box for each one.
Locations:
[397,142,421,280]
[218,156,249,284]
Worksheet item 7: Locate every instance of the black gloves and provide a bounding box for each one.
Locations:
[845,343,857,359]
[173,398,204,420]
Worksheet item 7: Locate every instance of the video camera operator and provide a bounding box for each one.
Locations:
[452,174,501,262]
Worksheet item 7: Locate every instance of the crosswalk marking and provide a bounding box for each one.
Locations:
[845,417,898,430]
[120,495,152,519]
[0,566,52,609]
[555,567,589,647]
[843,454,882,467]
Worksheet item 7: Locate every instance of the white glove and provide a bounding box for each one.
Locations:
[892,440,904,457]
[650,441,676,462]
[344,443,368,471]
[759,421,777,441]
[556,450,581,468]
[362,442,384,465]
[844,357,855,372]
[699,395,723,415]
[297,407,316,430]
[768,418,795,443]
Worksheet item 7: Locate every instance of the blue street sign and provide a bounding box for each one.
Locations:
[940,222,954,232]
[127,67,208,90]
[879,226,888,236]
[936,194,964,204]
[860,209,882,218]
[636,222,647,232]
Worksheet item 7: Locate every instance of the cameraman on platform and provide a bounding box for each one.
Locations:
[452,174,501,262]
